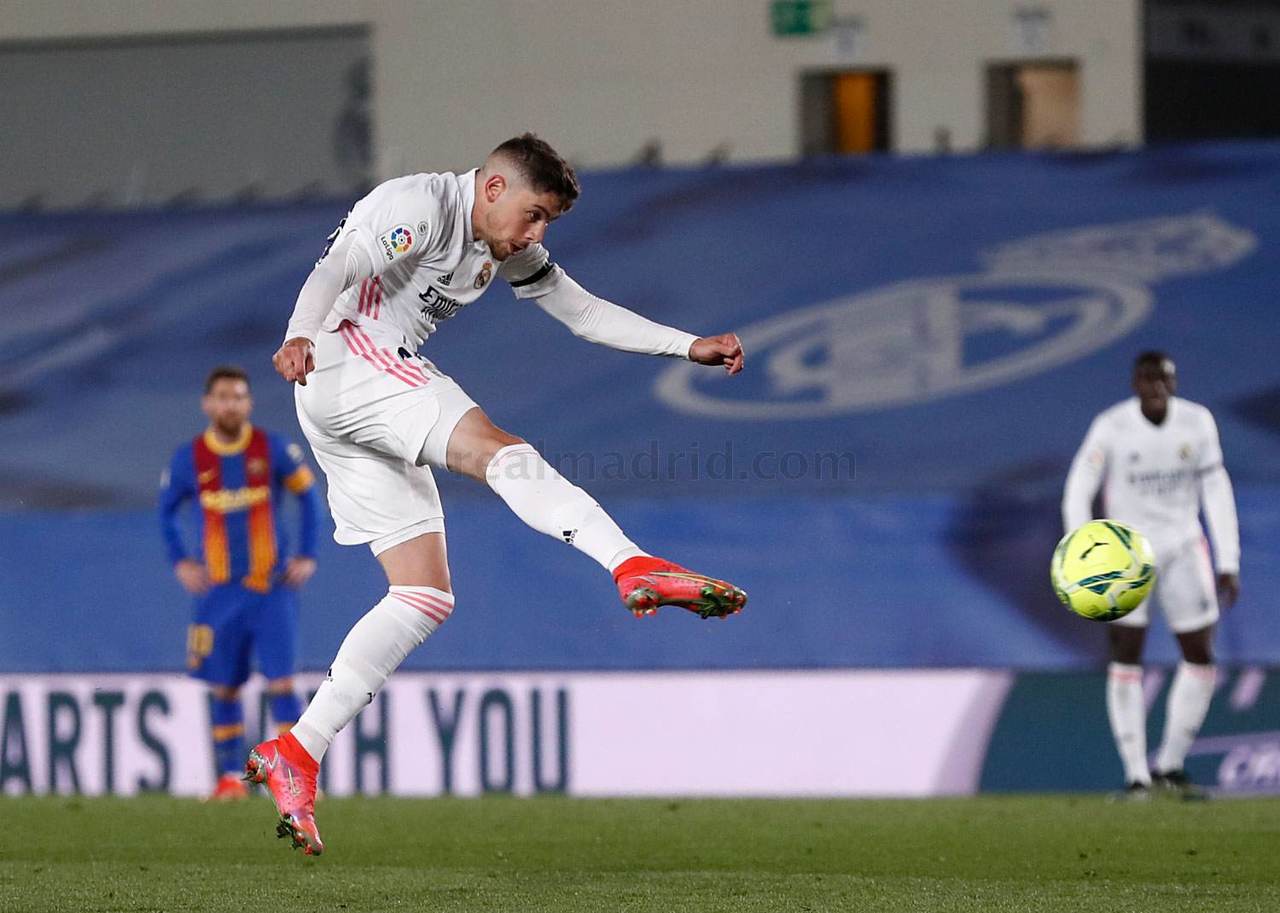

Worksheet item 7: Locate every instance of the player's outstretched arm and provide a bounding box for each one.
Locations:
[521,266,743,372]
[690,333,744,375]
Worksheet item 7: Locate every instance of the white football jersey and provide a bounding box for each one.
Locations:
[1063,396,1239,569]
[316,169,560,347]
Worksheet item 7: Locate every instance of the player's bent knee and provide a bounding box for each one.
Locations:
[477,432,527,473]
[445,408,525,479]
[467,410,522,448]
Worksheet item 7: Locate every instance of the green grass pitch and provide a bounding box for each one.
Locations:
[2,795,1278,912]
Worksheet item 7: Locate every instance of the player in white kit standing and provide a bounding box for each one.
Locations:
[1062,351,1240,798]
[244,135,747,854]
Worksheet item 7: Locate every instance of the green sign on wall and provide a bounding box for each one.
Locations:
[770,0,833,36]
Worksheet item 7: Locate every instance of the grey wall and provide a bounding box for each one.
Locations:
[0,29,370,208]
[2,1,1142,208]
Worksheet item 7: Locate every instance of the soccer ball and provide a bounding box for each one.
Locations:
[1051,519,1157,622]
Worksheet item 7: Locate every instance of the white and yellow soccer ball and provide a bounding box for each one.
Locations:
[1051,519,1157,622]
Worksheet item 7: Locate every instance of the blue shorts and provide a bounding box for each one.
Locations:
[186,584,299,687]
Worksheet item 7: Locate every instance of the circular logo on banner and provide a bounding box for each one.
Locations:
[655,272,1152,420]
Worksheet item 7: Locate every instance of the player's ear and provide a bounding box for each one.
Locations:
[484,172,507,203]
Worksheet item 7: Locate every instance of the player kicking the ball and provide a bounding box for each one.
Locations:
[246,134,747,854]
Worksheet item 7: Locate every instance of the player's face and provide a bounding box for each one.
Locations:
[1132,360,1176,412]
[202,378,252,437]
[481,175,564,260]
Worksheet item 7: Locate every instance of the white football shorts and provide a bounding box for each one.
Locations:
[295,320,477,553]
[1114,535,1220,633]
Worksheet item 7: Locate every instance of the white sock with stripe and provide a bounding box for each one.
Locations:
[291,586,453,763]
[1106,662,1150,785]
[485,443,644,571]
[1155,661,1217,774]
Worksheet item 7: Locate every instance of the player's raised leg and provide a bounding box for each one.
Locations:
[247,532,453,855]
[445,406,746,618]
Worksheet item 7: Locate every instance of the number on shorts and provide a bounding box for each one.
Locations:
[186,623,214,670]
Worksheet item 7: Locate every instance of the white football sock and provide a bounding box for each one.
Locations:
[485,443,644,571]
[1107,662,1150,785]
[291,586,453,763]
[1155,661,1216,774]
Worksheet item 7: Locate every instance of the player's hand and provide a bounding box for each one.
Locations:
[273,337,316,385]
[174,558,210,595]
[284,556,318,589]
[1217,572,1240,609]
[690,333,744,375]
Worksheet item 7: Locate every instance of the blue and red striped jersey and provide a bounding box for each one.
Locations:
[159,425,319,592]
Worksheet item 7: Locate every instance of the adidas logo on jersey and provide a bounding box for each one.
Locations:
[437,271,454,286]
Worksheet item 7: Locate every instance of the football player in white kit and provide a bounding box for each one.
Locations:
[1063,351,1240,799]
[244,135,748,853]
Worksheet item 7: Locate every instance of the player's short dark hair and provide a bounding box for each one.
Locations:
[1133,350,1175,373]
[204,365,250,394]
[491,133,580,210]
